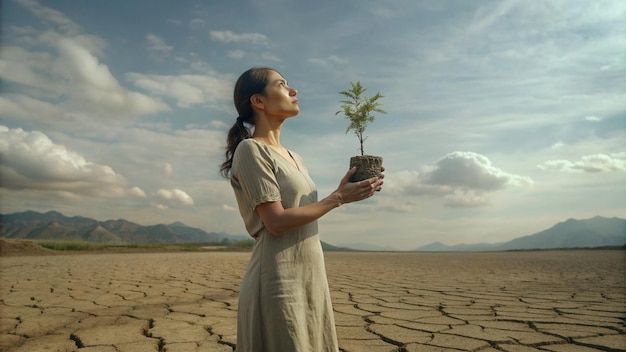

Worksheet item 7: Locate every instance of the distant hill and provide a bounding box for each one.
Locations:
[0,210,350,251]
[0,210,248,245]
[321,242,353,252]
[338,242,399,252]
[415,216,626,251]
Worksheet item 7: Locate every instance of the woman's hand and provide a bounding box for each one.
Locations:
[331,166,384,205]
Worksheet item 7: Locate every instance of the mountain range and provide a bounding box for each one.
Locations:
[415,216,626,251]
[1,211,624,251]
[0,210,249,245]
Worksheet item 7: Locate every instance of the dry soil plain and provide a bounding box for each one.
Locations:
[0,243,624,352]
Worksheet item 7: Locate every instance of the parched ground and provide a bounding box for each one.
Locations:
[0,246,624,352]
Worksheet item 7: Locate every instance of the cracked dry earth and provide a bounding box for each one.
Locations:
[0,250,624,352]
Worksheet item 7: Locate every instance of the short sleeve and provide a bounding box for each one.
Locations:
[231,139,281,208]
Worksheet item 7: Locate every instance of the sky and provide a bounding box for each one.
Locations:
[1,0,625,250]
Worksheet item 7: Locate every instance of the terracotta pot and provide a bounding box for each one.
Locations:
[349,155,383,182]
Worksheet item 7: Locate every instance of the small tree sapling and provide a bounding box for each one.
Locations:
[335,81,386,182]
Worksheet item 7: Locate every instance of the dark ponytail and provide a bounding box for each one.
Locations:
[220,67,276,178]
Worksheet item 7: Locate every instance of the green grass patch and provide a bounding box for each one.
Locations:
[38,240,110,251]
[35,240,254,252]
[36,240,160,251]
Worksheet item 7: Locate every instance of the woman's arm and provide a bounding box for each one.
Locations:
[256,167,384,236]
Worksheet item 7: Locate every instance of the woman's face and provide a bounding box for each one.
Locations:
[257,70,299,119]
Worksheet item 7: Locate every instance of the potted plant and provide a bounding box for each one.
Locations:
[335,81,386,182]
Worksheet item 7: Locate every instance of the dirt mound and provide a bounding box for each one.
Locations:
[0,238,55,256]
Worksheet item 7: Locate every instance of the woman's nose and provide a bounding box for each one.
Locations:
[290,87,297,96]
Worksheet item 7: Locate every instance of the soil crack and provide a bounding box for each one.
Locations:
[69,333,84,348]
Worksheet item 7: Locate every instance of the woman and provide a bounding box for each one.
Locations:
[220,67,384,352]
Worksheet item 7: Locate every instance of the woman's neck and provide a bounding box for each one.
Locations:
[252,116,283,146]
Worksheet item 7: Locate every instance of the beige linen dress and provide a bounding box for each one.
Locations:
[231,139,339,352]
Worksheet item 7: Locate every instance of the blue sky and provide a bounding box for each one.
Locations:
[1,0,624,250]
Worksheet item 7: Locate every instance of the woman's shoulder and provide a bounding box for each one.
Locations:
[236,138,262,150]
[234,138,270,158]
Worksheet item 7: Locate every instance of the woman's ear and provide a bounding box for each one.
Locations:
[250,94,265,110]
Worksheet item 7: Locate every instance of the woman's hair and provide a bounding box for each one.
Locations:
[220,67,276,178]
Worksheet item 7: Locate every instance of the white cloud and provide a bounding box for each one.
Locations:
[151,202,168,210]
[156,188,194,206]
[308,55,350,66]
[585,115,602,122]
[57,38,169,116]
[0,93,63,121]
[188,59,214,72]
[209,30,270,46]
[383,152,533,208]
[146,33,173,58]
[0,45,65,98]
[15,0,106,56]
[1,20,169,121]
[129,186,147,198]
[550,141,565,150]
[208,120,229,129]
[127,72,232,108]
[16,0,83,37]
[223,204,236,211]
[425,152,533,190]
[0,126,133,198]
[443,190,489,208]
[378,201,418,213]
[538,152,626,173]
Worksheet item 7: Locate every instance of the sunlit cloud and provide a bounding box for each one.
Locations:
[127,72,232,108]
[146,33,172,60]
[585,115,603,122]
[156,188,194,206]
[425,152,533,190]
[538,152,626,173]
[151,202,168,210]
[1,31,169,120]
[550,141,565,150]
[129,187,147,198]
[384,151,533,208]
[0,125,133,198]
[209,30,270,46]
[308,55,349,66]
